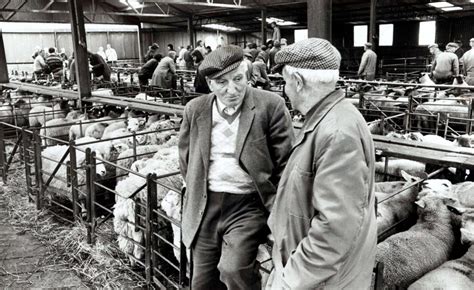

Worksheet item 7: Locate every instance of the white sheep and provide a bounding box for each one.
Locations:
[161,189,189,262]
[69,116,112,140]
[114,143,183,265]
[28,102,67,127]
[375,157,426,181]
[40,111,85,146]
[116,145,161,181]
[376,195,457,288]
[101,120,128,139]
[126,117,147,133]
[408,209,474,290]
[84,122,109,139]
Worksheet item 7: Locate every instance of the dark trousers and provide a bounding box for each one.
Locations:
[191,191,268,290]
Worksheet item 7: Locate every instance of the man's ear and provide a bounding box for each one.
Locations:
[206,77,214,91]
[293,71,304,92]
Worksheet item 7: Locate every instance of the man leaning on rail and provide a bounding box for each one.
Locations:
[178,45,294,290]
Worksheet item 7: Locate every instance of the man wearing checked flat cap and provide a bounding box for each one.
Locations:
[178,45,294,289]
[267,38,377,289]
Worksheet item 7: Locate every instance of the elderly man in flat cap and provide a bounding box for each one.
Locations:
[267,38,377,289]
[358,42,377,80]
[460,38,474,85]
[178,45,294,290]
[431,42,459,84]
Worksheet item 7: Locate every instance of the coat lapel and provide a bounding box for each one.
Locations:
[235,89,255,159]
[196,95,214,171]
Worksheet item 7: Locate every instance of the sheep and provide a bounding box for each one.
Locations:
[114,143,183,265]
[375,171,420,238]
[135,93,160,102]
[28,100,68,127]
[419,73,436,87]
[40,111,85,146]
[101,120,128,139]
[376,195,457,288]
[375,157,426,181]
[408,209,474,290]
[69,116,114,140]
[0,101,13,124]
[84,122,109,139]
[12,99,31,127]
[368,119,392,135]
[161,189,188,262]
[415,98,468,132]
[126,117,147,133]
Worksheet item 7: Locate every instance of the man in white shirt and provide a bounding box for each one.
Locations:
[105,44,118,65]
[178,45,294,290]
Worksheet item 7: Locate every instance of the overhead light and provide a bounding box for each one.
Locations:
[257,17,297,26]
[427,1,454,8]
[441,6,463,11]
[120,0,144,9]
[202,23,241,32]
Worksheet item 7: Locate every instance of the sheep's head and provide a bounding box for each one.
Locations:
[127,117,146,133]
[112,140,129,154]
[88,123,108,139]
[128,132,149,146]
[418,179,453,199]
[405,132,424,142]
[414,195,456,222]
[94,152,107,177]
[453,134,473,148]
[161,190,182,220]
[460,210,474,245]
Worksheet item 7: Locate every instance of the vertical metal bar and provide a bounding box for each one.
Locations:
[146,174,157,286]
[34,129,43,209]
[69,0,91,110]
[369,0,378,48]
[261,9,267,45]
[132,132,137,162]
[467,99,473,135]
[179,186,188,288]
[85,148,93,244]
[435,113,440,136]
[90,150,97,245]
[69,140,79,220]
[0,29,9,83]
[22,128,33,200]
[187,16,194,48]
[444,114,450,138]
[307,0,332,41]
[0,123,6,183]
[383,156,389,182]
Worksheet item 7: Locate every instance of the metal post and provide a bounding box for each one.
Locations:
[146,174,158,285]
[69,140,79,220]
[369,0,378,48]
[22,128,33,200]
[187,16,195,48]
[261,9,267,45]
[307,0,332,41]
[33,130,43,209]
[68,0,91,110]
[85,148,93,244]
[0,123,6,183]
[0,29,9,83]
[90,151,97,244]
[467,99,474,135]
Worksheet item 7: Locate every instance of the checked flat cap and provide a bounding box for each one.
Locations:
[199,45,244,79]
[273,38,341,72]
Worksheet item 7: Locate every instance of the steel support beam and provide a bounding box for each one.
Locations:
[308,0,332,41]
[261,9,267,45]
[187,16,195,47]
[0,30,8,83]
[369,0,378,47]
[69,0,91,109]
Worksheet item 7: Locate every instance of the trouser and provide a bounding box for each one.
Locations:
[433,74,453,84]
[361,73,375,81]
[191,191,268,290]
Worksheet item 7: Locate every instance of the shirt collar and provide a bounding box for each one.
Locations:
[214,95,243,116]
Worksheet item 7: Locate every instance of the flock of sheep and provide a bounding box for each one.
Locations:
[2,83,474,288]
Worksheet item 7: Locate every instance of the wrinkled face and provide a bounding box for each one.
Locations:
[460,211,474,244]
[208,61,248,109]
[282,67,302,112]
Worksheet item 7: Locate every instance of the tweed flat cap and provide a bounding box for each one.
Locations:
[428,43,438,49]
[446,42,459,48]
[199,45,244,79]
[273,38,340,73]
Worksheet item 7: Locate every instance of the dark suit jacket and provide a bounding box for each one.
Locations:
[178,87,294,247]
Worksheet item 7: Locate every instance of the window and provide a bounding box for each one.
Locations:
[353,25,368,47]
[379,24,394,46]
[294,29,308,42]
[419,21,436,46]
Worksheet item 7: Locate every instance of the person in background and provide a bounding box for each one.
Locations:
[196,40,207,59]
[268,37,377,289]
[432,42,459,84]
[259,45,269,68]
[138,53,162,87]
[33,49,47,76]
[69,53,76,83]
[88,51,111,82]
[59,48,68,62]
[454,40,465,59]
[280,38,288,48]
[97,46,107,60]
[266,40,274,51]
[45,47,64,75]
[105,44,118,65]
[177,46,188,68]
[243,52,254,84]
[191,49,210,94]
[144,43,159,62]
[151,51,176,89]
[205,46,212,55]
[460,38,474,85]
[167,44,177,61]
[428,43,442,65]
[184,45,194,70]
[269,40,281,71]
[251,54,270,89]
[178,45,294,290]
[248,43,259,63]
[271,21,281,43]
[358,42,377,81]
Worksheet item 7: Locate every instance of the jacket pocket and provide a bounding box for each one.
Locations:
[287,167,315,219]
